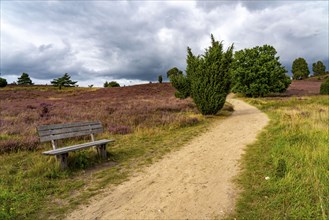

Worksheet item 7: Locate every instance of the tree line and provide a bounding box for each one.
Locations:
[0,72,121,89]
[1,35,328,113]
[167,35,328,115]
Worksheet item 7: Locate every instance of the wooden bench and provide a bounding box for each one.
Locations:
[37,121,114,169]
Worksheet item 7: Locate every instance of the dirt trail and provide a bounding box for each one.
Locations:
[67,98,269,220]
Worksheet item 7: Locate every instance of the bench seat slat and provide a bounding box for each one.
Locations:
[43,139,114,155]
[38,121,100,131]
[39,128,104,142]
[38,124,103,137]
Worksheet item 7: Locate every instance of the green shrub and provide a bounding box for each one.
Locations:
[0,77,7,88]
[320,78,329,94]
[104,81,120,88]
[170,34,233,115]
[170,73,190,99]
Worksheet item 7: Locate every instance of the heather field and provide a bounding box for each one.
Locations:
[0,83,200,153]
[1,83,232,219]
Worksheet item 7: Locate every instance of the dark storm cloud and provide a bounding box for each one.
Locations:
[1,1,328,86]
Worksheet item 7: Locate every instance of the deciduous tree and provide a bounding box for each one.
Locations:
[231,45,291,97]
[292,57,309,79]
[312,61,326,76]
[167,67,183,79]
[0,77,7,88]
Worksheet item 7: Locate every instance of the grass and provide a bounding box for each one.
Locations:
[0,84,233,219]
[231,95,329,219]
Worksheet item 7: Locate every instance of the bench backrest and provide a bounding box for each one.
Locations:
[37,121,104,143]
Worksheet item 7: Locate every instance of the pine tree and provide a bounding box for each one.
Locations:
[158,75,163,83]
[17,73,33,85]
[170,34,234,115]
[51,73,77,89]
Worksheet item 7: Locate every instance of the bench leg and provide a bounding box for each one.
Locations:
[97,144,107,159]
[56,153,68,170]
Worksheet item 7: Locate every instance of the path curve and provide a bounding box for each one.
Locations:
[66,98,269,220]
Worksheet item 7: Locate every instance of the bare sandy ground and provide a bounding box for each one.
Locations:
[66,98,269,220]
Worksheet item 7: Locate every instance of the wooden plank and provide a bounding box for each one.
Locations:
[57,153,68,170]
[39,128,104,142]
[43,139,114,155]
[38,121,100,131]
[97,144,107,159]
[38,124,103,137]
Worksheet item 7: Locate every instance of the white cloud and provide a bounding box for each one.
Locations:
[1,0,328,85]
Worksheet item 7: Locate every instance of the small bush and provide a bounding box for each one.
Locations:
[0,77,7,88]
[320,78,329,94]
[104,81,120,88]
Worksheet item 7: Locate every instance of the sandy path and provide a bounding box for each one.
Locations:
[67,98,269,220]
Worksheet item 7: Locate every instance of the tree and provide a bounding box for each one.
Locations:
[312,61,326,76]
[17,73,33,85]
[170,34,234,115]
[231,45,291,97]
[0,77,7,88]
[167,67,183,79]
[51,73,77,89]
[158,75,163,83]
[104,81,120,88]
[292,57,309,79]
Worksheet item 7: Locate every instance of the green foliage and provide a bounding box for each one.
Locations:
[312,61,326,76]
[158,75,163,83]
[292,57,310,79]
[167,67,183,79]
[232,45,291,97]
[171,34,234,115]
[0,189,17,220]
[17,73,33,85]
[51,73,77,90]
[320,77,329,94]
[170,73,190,99]
[104,81,120,88]
[0,77,7,88]
[275,159,287,178]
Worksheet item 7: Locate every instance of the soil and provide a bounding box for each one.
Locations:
[66,98,269,220]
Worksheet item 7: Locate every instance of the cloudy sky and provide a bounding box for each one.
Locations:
[1,1,328,87]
